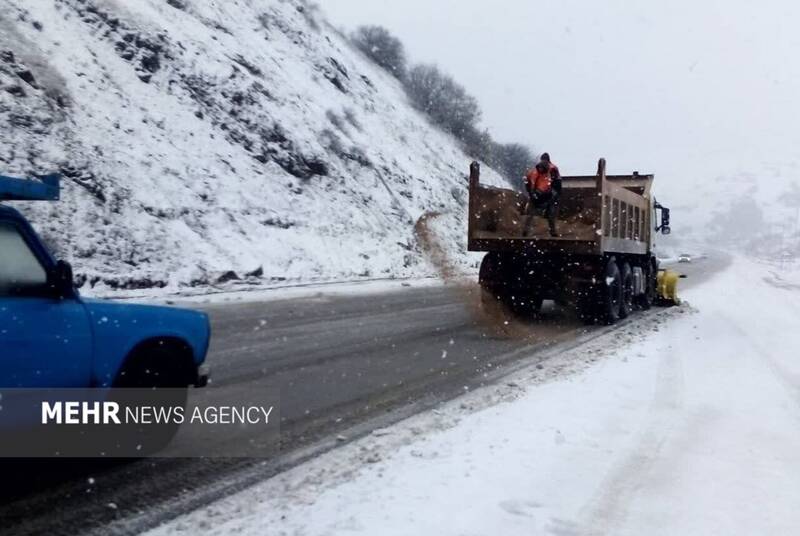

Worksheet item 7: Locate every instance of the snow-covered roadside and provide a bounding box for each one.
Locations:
[111,274,451,306]
[147,255,800,536]
[756,257,800,292]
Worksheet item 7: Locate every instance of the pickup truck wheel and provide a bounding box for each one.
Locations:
[113,343,193,454]
[619,262,634,319]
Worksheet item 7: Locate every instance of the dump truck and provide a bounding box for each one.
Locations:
[468,158,673,324]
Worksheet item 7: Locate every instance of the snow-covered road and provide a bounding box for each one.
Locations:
[149,255,800,536]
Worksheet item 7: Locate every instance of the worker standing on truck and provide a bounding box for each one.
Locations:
[523,161,558,237]
[540,152,562,196]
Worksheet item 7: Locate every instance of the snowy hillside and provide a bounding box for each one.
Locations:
[0,0,502,294]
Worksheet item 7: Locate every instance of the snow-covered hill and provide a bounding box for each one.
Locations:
[0,0,502,294]
[658,159,800,260]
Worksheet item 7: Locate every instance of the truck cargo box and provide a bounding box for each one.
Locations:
[468,159,653,256]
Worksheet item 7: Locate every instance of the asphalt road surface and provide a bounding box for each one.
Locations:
[0,254,727,536]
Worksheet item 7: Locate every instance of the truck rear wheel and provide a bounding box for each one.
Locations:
[479,252,512,318]
[511,295,543,316]
[576,258,622,325]
[599,258,623,324]
[479,252,504,303]
[576,287,597,324]
[619,261,634,319]
[479,253,544,319]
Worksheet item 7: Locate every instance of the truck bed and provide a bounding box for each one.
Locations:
[467,159,652,256]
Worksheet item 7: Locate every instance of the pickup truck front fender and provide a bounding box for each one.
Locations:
[81,299,211,387]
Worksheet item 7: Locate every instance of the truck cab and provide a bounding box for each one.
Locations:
[0,174,210,389]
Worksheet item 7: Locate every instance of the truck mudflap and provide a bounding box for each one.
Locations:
[657,269,684,305]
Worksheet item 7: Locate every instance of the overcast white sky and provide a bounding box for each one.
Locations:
[322,0,800,195]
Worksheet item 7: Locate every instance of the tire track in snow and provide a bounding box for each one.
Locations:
[572,334,686,536]
[716,311,800,415]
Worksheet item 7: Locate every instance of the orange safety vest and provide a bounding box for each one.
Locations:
[526,169,552,193]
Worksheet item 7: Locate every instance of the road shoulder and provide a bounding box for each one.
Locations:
[142,303,693,536]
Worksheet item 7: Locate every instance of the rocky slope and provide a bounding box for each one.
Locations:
[0,0,503,294]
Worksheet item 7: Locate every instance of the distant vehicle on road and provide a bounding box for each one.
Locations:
[678,253,692,263]
[0,173,210,391]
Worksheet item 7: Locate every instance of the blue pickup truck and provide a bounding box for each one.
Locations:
[0,174,210,390]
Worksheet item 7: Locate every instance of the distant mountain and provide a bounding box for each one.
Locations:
[661,161,800,259]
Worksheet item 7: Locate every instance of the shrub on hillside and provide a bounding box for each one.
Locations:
[461,129,534,186]
[404,64,481,141]
[351,24,535,186]
[493,143,535,183]
[351,25,407,79]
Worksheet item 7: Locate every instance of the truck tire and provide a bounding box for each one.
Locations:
[512,295,543,316]
[637,261,656,310]
[576,258,621,325]
[479,252,544,318]
[479,252,503,290]
[479,252,519,315]
[598,257,623,325]
[576,287,598,324]
[619,261,634,319]
[479,252,504,306]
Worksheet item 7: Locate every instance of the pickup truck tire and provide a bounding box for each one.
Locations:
[113,339,195,454]
[619,261,634,319]
[115,338,196,387]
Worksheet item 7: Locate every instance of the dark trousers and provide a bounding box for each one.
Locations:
[524,190,558,236]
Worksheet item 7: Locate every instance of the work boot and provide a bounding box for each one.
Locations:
[549,228,560,238]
